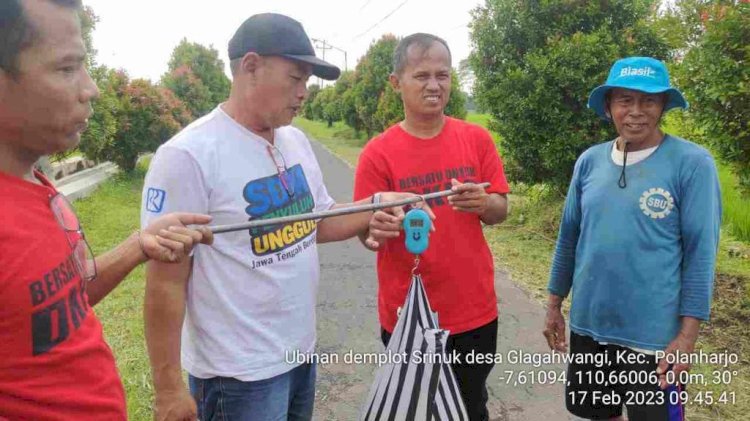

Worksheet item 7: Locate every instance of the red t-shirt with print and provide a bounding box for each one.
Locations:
[354,117,510,334]
[0,171,126,420]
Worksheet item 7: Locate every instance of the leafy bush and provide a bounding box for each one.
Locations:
[353,34,399,137]
[470,0,669,191]
[678,1,750,192]
[302,84,321,120]
[312,86,339,127]
[81,71,190,172]
[161,39,230,119]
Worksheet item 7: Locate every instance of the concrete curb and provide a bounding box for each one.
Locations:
[57,162,119,201]
[54,153,153,201]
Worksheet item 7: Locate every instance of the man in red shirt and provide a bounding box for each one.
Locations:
[354,33,510,420]
[0,1,213,419]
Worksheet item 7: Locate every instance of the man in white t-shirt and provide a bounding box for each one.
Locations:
[141,13,420,421]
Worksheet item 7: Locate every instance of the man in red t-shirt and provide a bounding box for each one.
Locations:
[354,33,510,421]
[0,1,213,419]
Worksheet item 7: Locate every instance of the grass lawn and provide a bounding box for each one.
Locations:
[295,114,750,420]
[292,118,369,167]
[466,112,502,145]
[74,168,154,420]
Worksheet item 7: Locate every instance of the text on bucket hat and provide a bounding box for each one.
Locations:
[228,13,341,81]
[587,56,687,120]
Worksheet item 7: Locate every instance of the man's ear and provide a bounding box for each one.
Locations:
[240,52,263,75]
[388,73,400,92]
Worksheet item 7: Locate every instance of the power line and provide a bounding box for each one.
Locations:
[310,38,333,86]
[311,38,348,72]
[353,0,410,40]
[359,0,374,12]
[447,22,469,32]
[310,38,350,86]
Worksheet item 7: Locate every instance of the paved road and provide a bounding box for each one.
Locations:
[309,140,575,420]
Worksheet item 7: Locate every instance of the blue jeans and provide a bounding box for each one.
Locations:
[188,363,316,421]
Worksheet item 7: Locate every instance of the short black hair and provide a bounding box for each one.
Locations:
[392,33,451,75]
[0,0,82,75]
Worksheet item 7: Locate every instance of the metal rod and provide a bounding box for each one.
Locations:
[208,182,491,234]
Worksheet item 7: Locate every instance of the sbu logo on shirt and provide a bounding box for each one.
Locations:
[242,164,316,256]
[639,187,674,219]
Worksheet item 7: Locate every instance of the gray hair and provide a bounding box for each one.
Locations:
[229,57,242,76]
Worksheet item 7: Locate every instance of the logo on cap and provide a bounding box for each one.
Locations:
[620,66,656,78]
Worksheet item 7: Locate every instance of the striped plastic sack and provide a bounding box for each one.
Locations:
[360,274,468,420]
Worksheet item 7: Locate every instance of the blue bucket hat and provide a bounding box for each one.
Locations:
[587,56,688,120]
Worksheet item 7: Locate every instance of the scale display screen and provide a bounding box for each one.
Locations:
[404,208,432,255]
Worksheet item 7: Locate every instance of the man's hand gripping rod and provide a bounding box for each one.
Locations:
[207,182,491,234]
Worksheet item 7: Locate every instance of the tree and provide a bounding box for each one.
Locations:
[302,84,321,120]
[79,6,98,69]
[78,67,125,165]
[312,86,339,127]
[374,84,403,132]
[678,1,750,191]
[73,7,194,173]
[81,71,190,172]
[444,72,468,120]
[161,65,213,118]
[457,58,475,94]
[162,39,230,118]
[648,0,714,155]
[654,0,708,56]
[353,34,399,137]
[336,71,364,136]
[115,78,191,172]
[470,0,669,190]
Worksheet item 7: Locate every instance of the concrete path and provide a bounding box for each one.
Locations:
[309,140,575,420]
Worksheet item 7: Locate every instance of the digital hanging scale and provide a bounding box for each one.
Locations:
[404,208,432,255]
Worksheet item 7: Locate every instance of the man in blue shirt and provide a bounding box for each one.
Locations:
[544,57,721,420]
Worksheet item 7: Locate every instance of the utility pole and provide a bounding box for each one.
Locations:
[311,38,348,83]
[311,38,332,86]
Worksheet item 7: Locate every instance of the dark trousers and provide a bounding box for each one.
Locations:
[381,318,498,421]
[565,332,685,420]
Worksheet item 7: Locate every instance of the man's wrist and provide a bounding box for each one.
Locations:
[124,231,149,265]
[152,368,186,392]
[135,230,150,263]
[547,294,564,310]
[678,316,701,341]
[371,192,382,205]
[677,329,699,342]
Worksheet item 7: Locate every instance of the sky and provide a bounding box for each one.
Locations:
[84,0,484,84]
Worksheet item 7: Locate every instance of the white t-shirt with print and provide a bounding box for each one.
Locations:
[141,106,335,381]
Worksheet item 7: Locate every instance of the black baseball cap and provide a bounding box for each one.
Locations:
[228,13,341,80]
